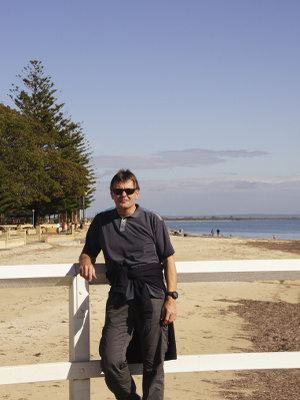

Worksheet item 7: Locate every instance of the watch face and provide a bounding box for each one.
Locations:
[167,291,178,299]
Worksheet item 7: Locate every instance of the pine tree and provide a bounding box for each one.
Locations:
[9,60,95,222]
[0,104,59,219]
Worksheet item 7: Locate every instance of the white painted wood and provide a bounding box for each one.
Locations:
[1,352,300,386]
[0,263,108,288]
[1,260,300,286]
[69,379,90,400]
[0,264,75,288]
[1,259,300,399]
[0,361,101,385]
[0,277,72,288]
[69,273,90,361]
[0,264,76,279]
[163,352,300,373]
[93,259,300,283]
[176,259,300,272]
[175,259,300,282]
[69,268,91,400]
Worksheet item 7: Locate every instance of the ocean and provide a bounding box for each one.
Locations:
[164,219,300,240]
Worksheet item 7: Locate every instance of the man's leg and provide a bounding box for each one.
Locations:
[100,300,140,400]
[136,298,168,400]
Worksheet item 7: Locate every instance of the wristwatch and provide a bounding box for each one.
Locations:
[166,291,179,299]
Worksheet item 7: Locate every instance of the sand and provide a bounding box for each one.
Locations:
[1,234,300,400]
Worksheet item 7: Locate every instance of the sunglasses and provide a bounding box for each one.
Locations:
[112,188,137,195]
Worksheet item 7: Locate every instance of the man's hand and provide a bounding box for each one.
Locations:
[79,253,97,282]
[161,296,177,325]
[161,255,177,325]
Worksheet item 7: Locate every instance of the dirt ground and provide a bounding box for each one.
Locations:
[1,234,300,399]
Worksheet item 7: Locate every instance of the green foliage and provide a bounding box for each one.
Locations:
[0,104,52,213]
[1,60,95,221]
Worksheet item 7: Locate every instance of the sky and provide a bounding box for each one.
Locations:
[1,0,299,217]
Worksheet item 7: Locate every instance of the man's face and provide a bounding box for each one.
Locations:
[110,179,139,216]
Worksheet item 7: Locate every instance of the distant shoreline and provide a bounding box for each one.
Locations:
[163,216,300,222]
[164,217,300,240]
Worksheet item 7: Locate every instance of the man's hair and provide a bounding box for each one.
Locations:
[110,169,140,190]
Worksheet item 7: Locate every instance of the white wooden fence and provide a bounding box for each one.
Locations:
[1,259,300,400]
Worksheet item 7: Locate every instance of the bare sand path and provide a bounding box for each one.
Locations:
[1,235,300,399]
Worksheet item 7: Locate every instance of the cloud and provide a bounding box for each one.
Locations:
[137,176,300,216]
[89,175,300,217]
[233,181,259,190]
[140,176,300,194]
[92,148,268,170]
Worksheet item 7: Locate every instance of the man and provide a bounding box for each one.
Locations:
[79,169,177,400]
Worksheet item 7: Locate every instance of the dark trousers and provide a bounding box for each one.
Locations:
[99,297,168,400]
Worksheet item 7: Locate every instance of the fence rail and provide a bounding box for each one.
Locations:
[1,259,300,400]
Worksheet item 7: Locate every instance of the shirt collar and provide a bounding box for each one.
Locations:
[114,204,141,219]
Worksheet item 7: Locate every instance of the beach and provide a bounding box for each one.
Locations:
[1,234,300,399]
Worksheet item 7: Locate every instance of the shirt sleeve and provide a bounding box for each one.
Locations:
[81,216,102,259]
[152,213,175,262]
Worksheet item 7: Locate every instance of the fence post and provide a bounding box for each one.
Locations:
[5,230,9,245]
[69,267,91,400]
[36,225,42,241]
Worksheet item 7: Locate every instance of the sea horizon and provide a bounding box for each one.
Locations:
[164,218,300,240]
[163,213,300,221]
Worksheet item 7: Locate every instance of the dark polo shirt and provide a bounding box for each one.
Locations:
[82,204,175,299]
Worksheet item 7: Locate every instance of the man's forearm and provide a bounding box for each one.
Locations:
[161,254,177,324]
[163,255,177,291]
[79,252,95,265]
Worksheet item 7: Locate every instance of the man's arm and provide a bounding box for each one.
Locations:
[161,254,177,325]
[79,252,97,282]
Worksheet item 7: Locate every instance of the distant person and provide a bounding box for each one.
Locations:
[211,228,214,236]
[56,223,60,234]
[217,229,220,236]
[79,169,177,400]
